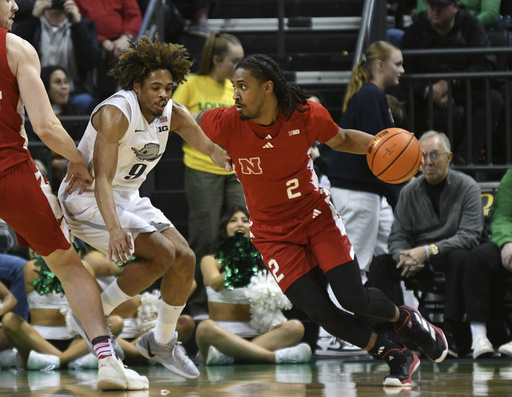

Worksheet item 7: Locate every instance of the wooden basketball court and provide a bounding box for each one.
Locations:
[1,355,512,396]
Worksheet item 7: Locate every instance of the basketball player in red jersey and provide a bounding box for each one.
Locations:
[198,54,448,387]
[0,0,147,391]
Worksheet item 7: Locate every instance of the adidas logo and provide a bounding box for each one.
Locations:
[265,134,273,140]
[263,142,274,149]
[378,346,385,355]
[312,209,322,218]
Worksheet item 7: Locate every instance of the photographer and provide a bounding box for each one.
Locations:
[13,0,100,113]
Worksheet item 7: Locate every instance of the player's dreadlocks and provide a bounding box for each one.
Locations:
[235,54,309,120]
[111,35,193,90]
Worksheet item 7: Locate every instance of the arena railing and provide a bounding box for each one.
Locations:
[400,46,512,178]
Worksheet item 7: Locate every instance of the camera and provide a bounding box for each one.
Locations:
[50,0,65,10]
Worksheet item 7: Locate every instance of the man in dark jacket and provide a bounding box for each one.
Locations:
[13,0,100,113]
[400,0,503,164]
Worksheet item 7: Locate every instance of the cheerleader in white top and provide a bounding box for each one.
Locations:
[197,206,312,365]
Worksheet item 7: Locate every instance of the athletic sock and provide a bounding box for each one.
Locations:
[153,302,185,345]
[470,322,487,341]
[101,279,132,315]
[92,336,116,360]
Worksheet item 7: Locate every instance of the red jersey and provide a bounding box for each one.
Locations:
[0,28,31,177]
[201,101,339,223]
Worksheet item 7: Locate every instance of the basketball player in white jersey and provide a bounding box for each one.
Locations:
[59,36,229,380]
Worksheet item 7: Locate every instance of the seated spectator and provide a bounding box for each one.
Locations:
[0,219,29,322]
[39,64,87,147]
[367,130,483,357]
[400,0,504,164]
[41,65,87,127]
[388,0,501,46]
[25,66,88,190]
[0,281,17,322]
[0,280,18,368]
[196,206,311,366]
[416,0,500,31]
[463,169,512,359]
[0,253,29,322]
[74,0,142,100]
[2,255,109,370]
[13,0,100,113]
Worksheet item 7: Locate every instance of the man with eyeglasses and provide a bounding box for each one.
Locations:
[367,130,483,357]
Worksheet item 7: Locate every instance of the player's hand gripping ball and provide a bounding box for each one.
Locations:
[367,128,422,184]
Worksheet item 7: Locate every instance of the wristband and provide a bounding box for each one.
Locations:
[424,245,430,262]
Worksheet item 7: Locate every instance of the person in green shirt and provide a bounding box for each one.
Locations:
[463,169,512,359]
[415,0,500,31]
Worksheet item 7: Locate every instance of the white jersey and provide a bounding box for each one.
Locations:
[78,90,172,192]
[58,90,174,256]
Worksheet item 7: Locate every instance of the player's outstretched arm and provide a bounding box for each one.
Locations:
[92,106,133,263]
[171,102,231,171]
[7,33,92,190]
[8,34,87,167]
[325,127,373,154]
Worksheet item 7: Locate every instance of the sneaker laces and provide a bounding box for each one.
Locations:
[171,342,189,362]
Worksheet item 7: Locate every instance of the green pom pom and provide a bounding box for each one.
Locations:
[30,242,84,296]
[215,234,262,290]
[31,254,65,296]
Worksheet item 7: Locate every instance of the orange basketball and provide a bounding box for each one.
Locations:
[367,128,422,184]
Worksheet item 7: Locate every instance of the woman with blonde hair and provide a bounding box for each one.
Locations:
[326,41,405,283]
[172,32,246,318]
[318,41,406,355]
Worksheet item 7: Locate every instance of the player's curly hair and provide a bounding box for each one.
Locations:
[111,35,193,90]
[235,54,309,120]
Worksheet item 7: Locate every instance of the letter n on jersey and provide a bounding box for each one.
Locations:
[238,157,262,174]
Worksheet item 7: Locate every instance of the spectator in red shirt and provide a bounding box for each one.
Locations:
[74,0,142,99]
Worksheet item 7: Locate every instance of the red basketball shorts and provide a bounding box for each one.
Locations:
[250,197,354,292]
[0,159,71,256]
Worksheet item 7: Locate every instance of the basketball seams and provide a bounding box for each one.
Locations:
[368,131,405,170]
[368,131,408,171]
[386,141,422,183]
